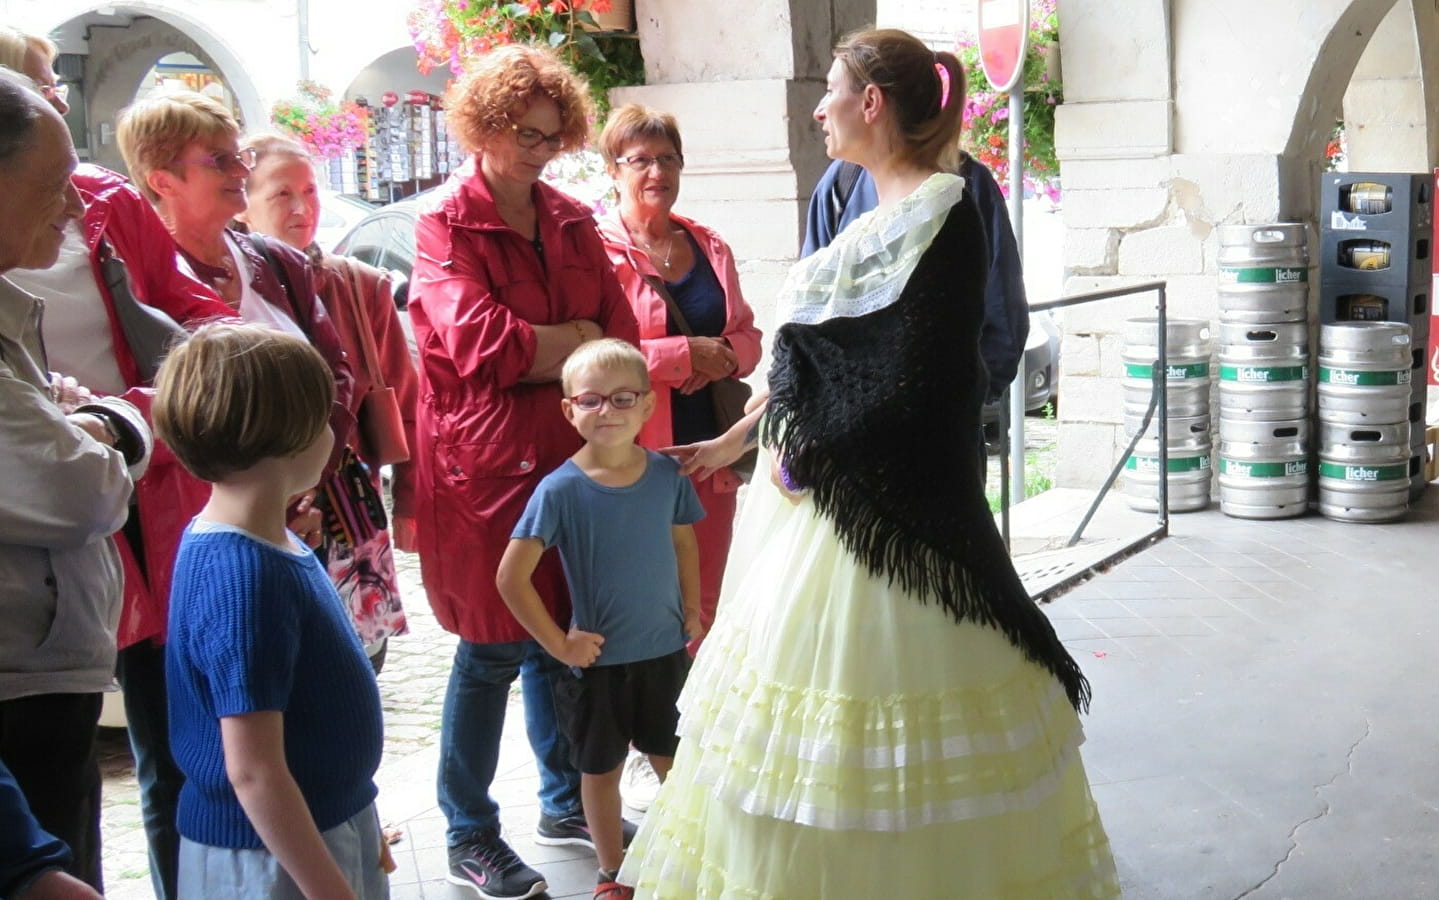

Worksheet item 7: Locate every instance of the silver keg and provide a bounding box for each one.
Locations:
[1317,420,1410,522]
[1217,322,1309,421]
[1317,322,1412,425]
[1122,318,1213,420]
[1217,419,1309,519]
[1124,443,1213,513]
[1123,413,1210,442]
[1216,224,1309,323]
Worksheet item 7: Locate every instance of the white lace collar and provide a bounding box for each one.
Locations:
[779,173,966,326]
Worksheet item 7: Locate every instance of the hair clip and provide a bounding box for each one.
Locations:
[934,62,952,110]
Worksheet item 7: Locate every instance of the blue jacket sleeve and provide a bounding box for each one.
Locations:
[963,158,1031,403]
[802,160,844,258]
[0,758,71,898]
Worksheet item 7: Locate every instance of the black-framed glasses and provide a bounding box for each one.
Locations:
[174,147,258,174]
[510,123,565,151]
[614,154,685,172]
[568,389,647,412]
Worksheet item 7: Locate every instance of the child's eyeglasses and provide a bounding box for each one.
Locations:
[568,390,646,412]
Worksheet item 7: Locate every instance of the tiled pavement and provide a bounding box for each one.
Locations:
[100,485,1439,898]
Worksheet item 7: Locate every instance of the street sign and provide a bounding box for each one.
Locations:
[977,0,1030,93]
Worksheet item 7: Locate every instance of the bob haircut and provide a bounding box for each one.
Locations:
[444,44,593,155]
[561,338,651,397]
[154,322,335,483]
[117,91,241,202]
[597,103,684,172]
[0,27,55,72]
[835,28,967,173]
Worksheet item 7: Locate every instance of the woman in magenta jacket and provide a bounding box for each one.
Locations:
[406,45,639,897]
[595,104,763,654]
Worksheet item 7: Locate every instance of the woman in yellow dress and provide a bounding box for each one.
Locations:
[618,28,1120,899]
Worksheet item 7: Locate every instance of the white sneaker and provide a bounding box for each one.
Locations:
[620,751,661,813]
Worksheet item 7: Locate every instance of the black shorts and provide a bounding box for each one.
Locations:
[551,648,690,775]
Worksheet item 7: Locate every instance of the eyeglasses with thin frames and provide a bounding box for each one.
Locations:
[510,123,565,151]
[614,154,685,172]
[39,82,69,103]
[173,147,258,174]
[568,390,647,412]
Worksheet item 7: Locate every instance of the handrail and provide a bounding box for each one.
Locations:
[996,280,1171,549]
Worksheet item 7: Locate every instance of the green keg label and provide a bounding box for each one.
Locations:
[1126,454,1211,473]
[1219,266,1308,285]
[1124,362,1210,379]
[1318,462,1407,481]
[1219,364,1308,383]
[1220,459,1308,478]
[1318,367,1411,386]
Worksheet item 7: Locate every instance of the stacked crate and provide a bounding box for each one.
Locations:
[1319,173,1431,501]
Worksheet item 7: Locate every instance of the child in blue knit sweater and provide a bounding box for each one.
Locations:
[154,322,388,900]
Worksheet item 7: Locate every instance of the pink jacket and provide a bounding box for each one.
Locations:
[596,212,762,492]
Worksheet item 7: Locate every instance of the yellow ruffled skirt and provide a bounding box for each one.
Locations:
[619,457,1120,899]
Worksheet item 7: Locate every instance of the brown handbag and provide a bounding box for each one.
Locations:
[343,262,411,466]
[645,274,757,481]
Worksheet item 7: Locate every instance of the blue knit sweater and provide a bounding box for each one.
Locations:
[166,523,383,849]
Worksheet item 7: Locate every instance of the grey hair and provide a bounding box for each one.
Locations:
[0,67,44,167]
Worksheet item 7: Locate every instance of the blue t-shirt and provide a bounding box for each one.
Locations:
[512,451,705,666]
[166,522,384,849]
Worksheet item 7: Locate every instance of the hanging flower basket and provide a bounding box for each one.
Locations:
[407,0,644,117]
[955,0,1062,202]
[270,80,370,159]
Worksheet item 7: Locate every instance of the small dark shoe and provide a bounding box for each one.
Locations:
[535,811,638,850]
[446,828,547,900]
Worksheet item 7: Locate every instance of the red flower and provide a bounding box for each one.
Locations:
[590,0,614,12]
[548,0,569,12]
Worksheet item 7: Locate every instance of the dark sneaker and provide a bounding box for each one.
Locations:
[534,811,638,850]
[447,829,547,900]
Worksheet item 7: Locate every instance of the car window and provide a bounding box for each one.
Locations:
[338,219,390,270]
[379,214,417,277]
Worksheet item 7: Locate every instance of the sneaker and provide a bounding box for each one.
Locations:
[620,752,661,813]
[447,828,547,900]
[535,811,639,850]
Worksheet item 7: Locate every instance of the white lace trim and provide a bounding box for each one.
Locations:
[779,173,966,326]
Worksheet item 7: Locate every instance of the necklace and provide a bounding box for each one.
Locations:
[628,221,674,271]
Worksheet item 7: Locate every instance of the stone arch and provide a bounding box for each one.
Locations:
[30,4,264,174]
[340,46,452,105]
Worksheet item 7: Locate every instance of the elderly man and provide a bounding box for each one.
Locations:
[0,69,153,892]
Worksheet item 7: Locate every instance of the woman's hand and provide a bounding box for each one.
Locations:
[680,337,738,393]
[662,430,745,482]
[771,456,807,505]
[287,491,324,548]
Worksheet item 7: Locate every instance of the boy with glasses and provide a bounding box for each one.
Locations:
[497,339,703,900]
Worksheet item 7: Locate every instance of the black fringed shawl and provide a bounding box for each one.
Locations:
[763,188,1091,712]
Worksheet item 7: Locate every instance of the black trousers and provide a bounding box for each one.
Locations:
[0,691,104,891]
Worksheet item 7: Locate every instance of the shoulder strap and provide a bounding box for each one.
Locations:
[342,260,388,390]
[644,274,695,337]
[829,161,864,221]
[247,233,296,308]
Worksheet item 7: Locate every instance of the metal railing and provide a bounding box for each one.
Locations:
[997,279,1172,550]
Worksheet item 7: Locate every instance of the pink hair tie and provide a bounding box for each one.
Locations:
[934,62,951,110]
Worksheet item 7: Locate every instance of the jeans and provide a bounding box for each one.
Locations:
[437,639,581,844]
[0,692,104,891]
[116,641,183,900]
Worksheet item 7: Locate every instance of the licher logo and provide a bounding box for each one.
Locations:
[1274,268,1304,283]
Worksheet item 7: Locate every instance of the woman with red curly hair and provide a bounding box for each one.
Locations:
[407,43,638,900]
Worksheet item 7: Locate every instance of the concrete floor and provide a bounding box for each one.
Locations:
[100,485,1439,898]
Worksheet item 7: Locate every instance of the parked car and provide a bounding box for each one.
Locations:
[333,194,426,358]
[317,190,379,253]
